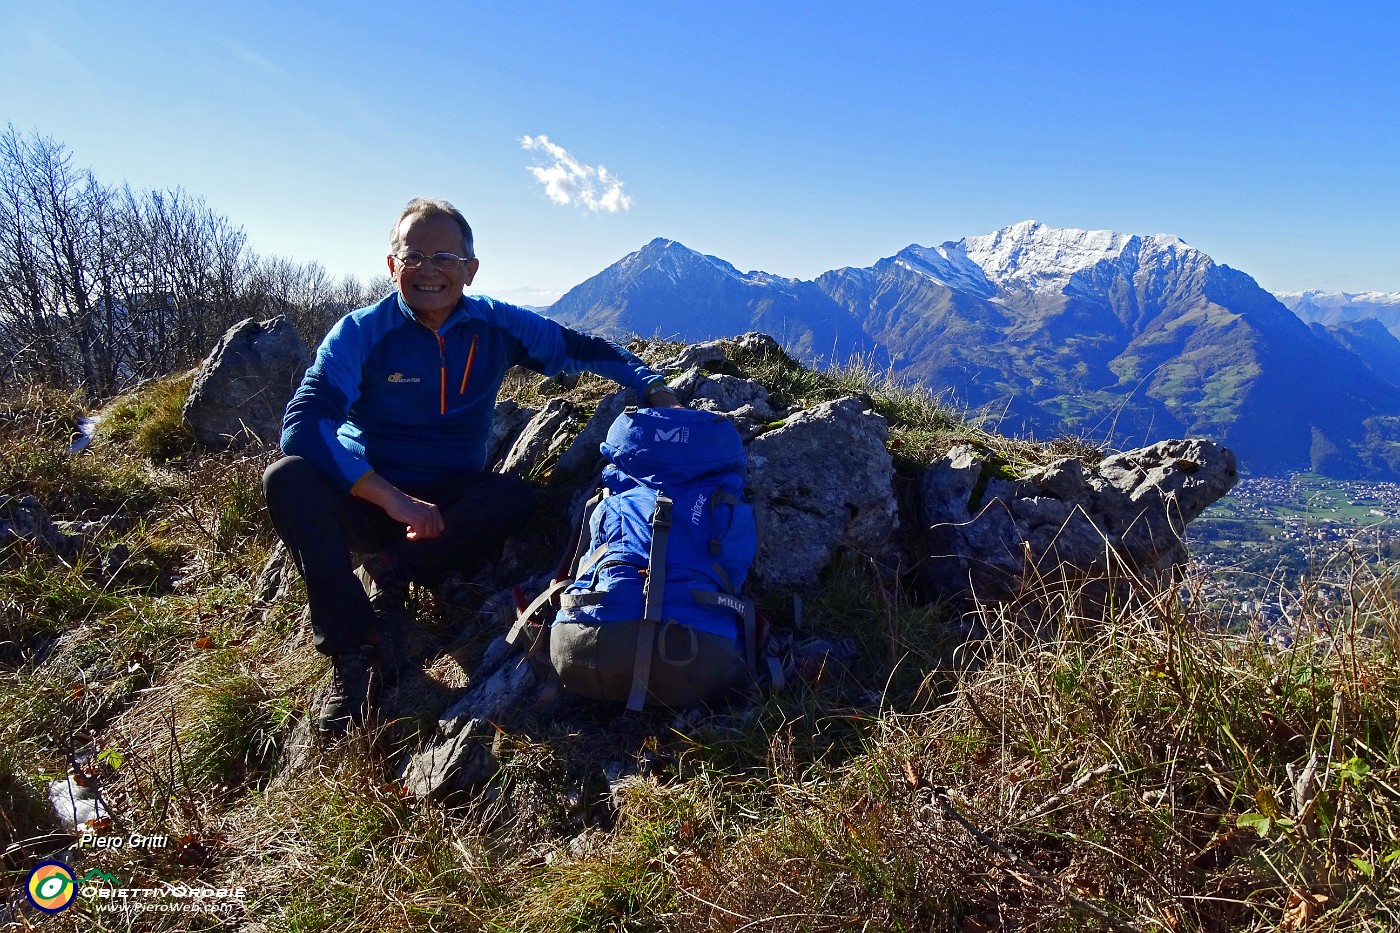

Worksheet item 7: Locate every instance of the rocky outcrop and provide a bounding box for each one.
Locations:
[921,438,1239,602]
[182,316,310,450]
[498,399,579,478]
[747,397,900,587]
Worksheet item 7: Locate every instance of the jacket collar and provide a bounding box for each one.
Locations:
[394,292,472,332]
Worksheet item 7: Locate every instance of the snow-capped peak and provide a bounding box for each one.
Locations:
[913,220,1203,291]
[960,221,1135,285]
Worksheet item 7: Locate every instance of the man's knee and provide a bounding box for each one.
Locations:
[264,456,335,515]
[454,471,539,525]
[494,473,539,520]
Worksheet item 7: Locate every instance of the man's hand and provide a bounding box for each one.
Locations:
[385,494,444,540]
[351,471,444,539]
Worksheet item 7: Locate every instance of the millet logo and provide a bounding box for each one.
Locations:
[654,427,690,443]
[387,372,421,384]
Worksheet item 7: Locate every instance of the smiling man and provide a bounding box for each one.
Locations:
[263,197,678,735]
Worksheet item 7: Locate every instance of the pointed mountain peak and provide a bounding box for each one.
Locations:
[615,237,745,283]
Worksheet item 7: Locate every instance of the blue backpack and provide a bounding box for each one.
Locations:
[509,407,759,710]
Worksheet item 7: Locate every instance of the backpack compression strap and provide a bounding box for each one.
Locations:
[627,495,673,711]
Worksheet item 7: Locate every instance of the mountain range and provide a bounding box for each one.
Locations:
[1278,291,1400,340]
[546,222,1400,480]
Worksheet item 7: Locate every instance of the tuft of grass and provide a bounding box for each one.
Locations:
[178,651,291,789]
[0,539,133,664]
[99,370,198,462]
[0,403,170,517]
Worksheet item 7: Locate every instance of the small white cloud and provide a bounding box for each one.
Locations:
[521,135,632,213]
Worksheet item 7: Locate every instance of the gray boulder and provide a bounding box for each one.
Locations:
[660,332,785,373]
[182,316,310,450]
[746,397,899,587]
[921,438,1238,602]
[498,398,578,478]
[687,373,787,440]
[400,635,543,802]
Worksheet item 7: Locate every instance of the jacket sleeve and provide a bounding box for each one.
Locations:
[279,316,374,491]
[493,301,666,396]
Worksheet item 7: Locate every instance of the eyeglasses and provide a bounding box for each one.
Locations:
[394,250,471,270]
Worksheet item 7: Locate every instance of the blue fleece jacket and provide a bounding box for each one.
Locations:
[281,292,665,491]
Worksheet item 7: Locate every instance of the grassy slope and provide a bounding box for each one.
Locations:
[1,347,1398,932]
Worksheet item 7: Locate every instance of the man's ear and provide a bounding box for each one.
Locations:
[463,257,480,286]
[386,254,397,277]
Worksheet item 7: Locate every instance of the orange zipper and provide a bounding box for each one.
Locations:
[435,333,447,414]
[460,334,479,396]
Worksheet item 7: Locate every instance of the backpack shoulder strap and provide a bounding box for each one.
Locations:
[627,494,673,712]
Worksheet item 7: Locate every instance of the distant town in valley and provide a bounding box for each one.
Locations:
[1186,473,1400,629]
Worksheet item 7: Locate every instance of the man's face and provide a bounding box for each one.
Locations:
[388,213,479,323]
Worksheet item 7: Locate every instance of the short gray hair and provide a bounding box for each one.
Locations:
[390,198,474,258]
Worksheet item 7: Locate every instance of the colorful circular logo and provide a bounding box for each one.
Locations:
[26,861,78,913]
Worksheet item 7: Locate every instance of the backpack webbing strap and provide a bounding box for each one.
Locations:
[506,578,573,657]
[690,588,759,675]
[509,489,608,660]
[563,489,607,579]
[628,495,673,712]
[576,544,610,576]
[707,489,739,556]
[707,564,759,677]
[559,591,608,610]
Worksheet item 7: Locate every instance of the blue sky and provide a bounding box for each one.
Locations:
[3,1,1397,302]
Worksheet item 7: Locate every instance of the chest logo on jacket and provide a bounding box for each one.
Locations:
[387,372,422,384]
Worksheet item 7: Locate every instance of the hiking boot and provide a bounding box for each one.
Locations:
[318,645,380,736]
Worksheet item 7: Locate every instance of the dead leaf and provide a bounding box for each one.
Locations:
[1282,893,1329,930]
[193,636,216,650]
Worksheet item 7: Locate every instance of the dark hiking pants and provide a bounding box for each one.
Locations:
[263,456,536,657]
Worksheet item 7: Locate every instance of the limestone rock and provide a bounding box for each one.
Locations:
[499,398,578,478]
[400,636,543,802]
[663,340,731,372]
[0,494,84,554]
[746,397,899,587]
[689,374,785,440]
[487,399,537,468]
[921,438,1238,602]
[660,332,784,372]
[182,316,310,450]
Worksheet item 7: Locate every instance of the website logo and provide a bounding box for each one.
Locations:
[26,861,78,913]
[80,868,122,887]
